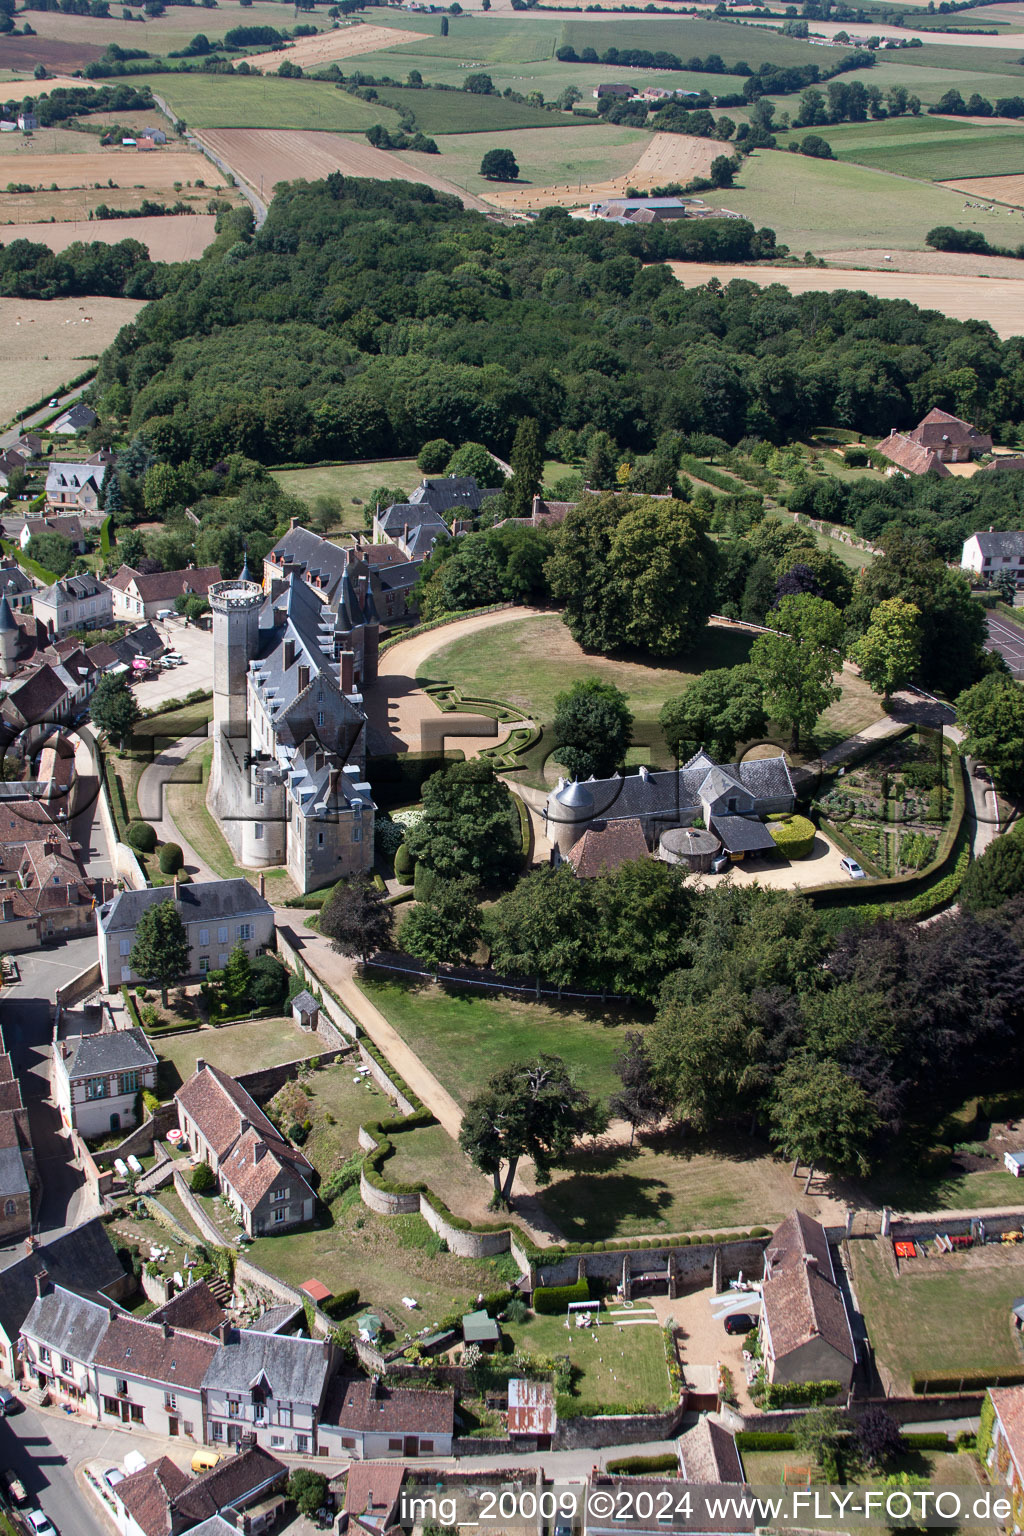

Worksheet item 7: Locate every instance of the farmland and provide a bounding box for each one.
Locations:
[0,148,224,191]
[0,214,220,262]
[0,1,336,64]
[824,118,1024,181]
[945,172,1024,206]
[363,84,573,134]
[480,130,720,208]
[136,73,403,134]
[401,123,649,204]
[0,295,142,422]
[240,22,418,73]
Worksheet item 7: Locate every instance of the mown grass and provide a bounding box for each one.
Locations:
[506,1307,673,1409]
[14,0,332,55]
[827,122,1024,181]
[163,740,295,896]
[134,71,402,133]
[401,123,648,193]
[154,1016,320,1096]
[270,457,420,519]
[374,84,574,134]
[560,14,836,69]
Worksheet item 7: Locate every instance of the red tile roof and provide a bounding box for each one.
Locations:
[345,1462,406,1520]
[94,1314,218,1389]
[909,408,992,454]
[761,1211,855,1368]
[566,818,650,878]
[875,432,951,478]
[991,1388,1024,1483]
[115,1457,190,1536]
[300,1279,332,1304]
[330,1378,455,1437]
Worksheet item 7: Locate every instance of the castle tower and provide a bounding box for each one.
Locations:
[209,578,263,742]
[0,595,19,679]
[545,778,595,859]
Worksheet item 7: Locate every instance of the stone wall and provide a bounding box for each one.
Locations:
[236,1049,346,1106]
[54,961,101,1008]
[93,1104,177,1166]
[453,1437,517,1457]
[276,926,358,1045]
[357,1042,416,1117]
[535,1238,768,1292]
[553,1407,687,1450]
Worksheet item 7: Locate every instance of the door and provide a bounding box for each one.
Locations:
[404,1437,418,1456]
[120,967,131,983]
[168,1417,179,1437]
[110,1114,120,1133]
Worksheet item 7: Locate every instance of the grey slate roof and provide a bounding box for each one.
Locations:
[65,1026,158,1080]
[0,1218,125,1345]
[39,572,108,605]
[408,476,502,514]
[20,1283,111,1361]
[0,1144,28,1197]
[54,404,97,432]
[404,521,450,558]
[550,752,793,827]
[0,597,17,635]
[202,1327,331,1406]
[181,1519,236,1536]
[710,814,778,854]
[970,530,1024,558]
[98,878,272,936]
[377,502,450,539]
[291,990,317,1015]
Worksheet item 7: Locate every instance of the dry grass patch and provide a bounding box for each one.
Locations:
[3,214,222,261]
[241,22,416,72]
[0,148,225,190]
[0,294,142,422]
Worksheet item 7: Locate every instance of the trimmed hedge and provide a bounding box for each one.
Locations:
[768,813,816,860]
[912,1372,1023,1393]
[394,842,414,884]
[902,1433,951,1451]
[735,1432,795,1450]
[510,789,531,865]
[321,1287,360,1319]
[127,820,158,853]
[158,841,184,874]
[605,1455,679,1474]
[534,1278,590,1314]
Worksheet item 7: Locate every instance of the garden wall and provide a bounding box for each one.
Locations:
[236,1049,345,1105]
[275,926,358,1047]
[75,724,147,891]
[554,1407,687,1450]
[54,962,102,1009]
[93,1104,178,1166]
[534,1238,768,1290]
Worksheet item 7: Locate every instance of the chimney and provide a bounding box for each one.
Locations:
[298,664,310,693]
[218,1319,231,1344]
[340,651,354,693]
[346,546,357,567]
[803,1253,818,1270]
[532,494,541,518]
[240,1118,251,1137]
[257,873,265,899]
[161,1321,171,1339]
[290,516,298,531]
[34,1269,50,1299]
[284,639,295,670]
[638,765,649,782]
[196,1057,206,1073]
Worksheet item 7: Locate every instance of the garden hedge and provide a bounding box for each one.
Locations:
[394,842,414,884]
[533,1279,590,1314]
[902,1433,951,1451]
[912,1372,1023,1393]
[605,1455,679,1474]
[735,1432,796,1450]
[768,813,816,860]
[158,841,184,874]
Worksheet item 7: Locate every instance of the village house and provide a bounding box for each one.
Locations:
[33,572,113,639]
[52,403,98,435]
[759,1210,856,1390]
[52,1025,158,1138]
[19,1280,112,1417]
[111,1456,189,1536]
[676,1416,744,1483]
[108,564,221,623]
[175,1061,315,1236]
[343,1462,407,1536]
[0,1218,131,1380]
[163,1446,288,1534]
[0,563,34,612]
[201,1326,333,1454]
[984,1386,1024,1519]
[319,1377,455,1459]
[96,879,275,990]
[148,1281,228,1338]
[875,432,951,479]
[372,475,498,558]
[565,817,649,879]
[0,796,106,953]
[16,515,87,554]
[961,529,1024,586]
[877,408,994,477]
[94,1312,218,1437]
[44,462,105,513]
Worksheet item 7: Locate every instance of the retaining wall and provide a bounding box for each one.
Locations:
[236,1049,345,1105]
[276,927,357,1047]
[75,725,147,891]
[554,1407,687,1450]
[93,1104,177,1167]
[535,1238,768,1291]
[54,962,102,1008]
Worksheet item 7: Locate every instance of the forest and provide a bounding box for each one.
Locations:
[93,177,1024,473]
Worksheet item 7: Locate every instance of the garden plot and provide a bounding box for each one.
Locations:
[816,728,952,877]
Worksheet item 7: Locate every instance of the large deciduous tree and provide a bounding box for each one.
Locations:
[319,876,394,962]
[480,148,519,180]
[956,671,1024,798]
[399,876,481,970]
[552,679,633,780]
[91,672,140,750]
[659,664,766,761]
[770,1054,878,1182]
[459,1054,606,1205]
[608,1031,668,1145]
[405,759,520,886]
[130,899,190,1006]
[750,592,844,751]
[854,596,922,701]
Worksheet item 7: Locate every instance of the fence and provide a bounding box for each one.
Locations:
[364,954,625,1005]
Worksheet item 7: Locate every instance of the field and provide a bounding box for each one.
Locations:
[154,1015,320,1095]
[481,130,721,209]
[362,84,573,134]
[401,123,649,204]
[683,146,1020,253]
[823,118,1024,181]
[847,1236,1024,1394]
[822,245,1024,278]
[945,172,1024,206]
[139,72,402,134]
[668,259,1024,338]
[2,214,221,262]
[271,457,420,515]
[195,127,489,209]
[241,22,420,73]
[0,146,224,190]
[356,975,634,1108]
[0,294,142,423]
[0,1,335,64]
[559,14,841,69]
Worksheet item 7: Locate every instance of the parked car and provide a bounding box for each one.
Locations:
[26,1511,57,1536]
[102,1469,124,1492]
[711,852,731,874]
[840,856,866,880]
[4,1473,27,1506]
[191,1450,221,1474]
[0,1386,20,1416]
[723,1313,755,1336]
[48,398,59,408]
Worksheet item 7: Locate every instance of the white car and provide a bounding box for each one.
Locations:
[27,1511,57,1536]
[48,398,59,408]
[102,1469,125,1492]
[839,856,866,880]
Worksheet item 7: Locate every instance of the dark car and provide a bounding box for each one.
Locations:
[723,1313,755,1336]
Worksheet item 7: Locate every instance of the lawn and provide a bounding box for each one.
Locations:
[560,14,835,70]
[105,698,213,848]
[385,1119,497,1224]
[535,1132,813,1243]
[270,1057,387,1175]
[741,1448,982,1487]
[356,974,634,1108]
[370,84,574,134]
[270,457,421,521]
[506,1303,673,1411]
[705,146,1014,252]
[163,741,296,897]
[154,1015,320,1095]
[846,1236,1024,1394]
[765,505,876,571]
[133,71,402,133]
[400,123,648,195]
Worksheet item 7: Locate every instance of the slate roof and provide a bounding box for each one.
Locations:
[65,1026,157,1081]
[266,525,349,600]
[550,753,793,827]
[170,1446,287,1525]
[179,1519,236,1536]
[968,530,1024,557]
[377,503,451,539]
[677,1418,744,1484]
[148,1281,227,1336]
[37,572,109,606]
[45,463,103,497]
[202,1327,331,1406]
[5,665,70,725]
[109,565,221,603]
[875,432,951,478]
[23,516,84,545]
[710,815,778,854]
[327,1378,455,1436]
[991,1387,1024,1482]
[0,1145,28,1197]
[0,567,32,598]
[761,1211,855,1368]
[98,878,271,935]
[53,404,97,432]
[291,989,317,1015]
[20,1283,111,1362]
[115,1457,190,1536]
[0,1218,125,1345]
[566,818,649,878]
[94,1314,218,1389]
[408,475,501,514]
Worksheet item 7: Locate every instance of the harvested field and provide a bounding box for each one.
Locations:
[0,149,224,191]
[944,172,1024,205]
[0,35,104,71]
[403,124,654,208]
[0,295,142,423]
[0,128,107,157]
[0,2,326,58]
[241,21,421,72]
[0,187,216,222]
[487,129,721,210]
[0,74,98,97]
[198,126,491,210]
[2,214,219,260]
[667,260,1024,337]
[823,245,1024,278]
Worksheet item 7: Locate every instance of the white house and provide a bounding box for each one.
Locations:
[961,529,1024,586]
[96,879,275,991]
[94,1313,216,1437]
[52,1026,158,1139]
[201,1327,333,1455]
[319,1377,455,1459]
[19,1281,111,1417]
[32,573,113,639]
[44,462,104,512]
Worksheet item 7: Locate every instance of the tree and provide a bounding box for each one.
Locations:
[608,1031,668,1145]
[750,593,844,752]
[26,531,74,576]
[158,842,183,874]
[770,1055,878,1182]
[400,877,481,970]
[459,1054,606,1204]
[659,664,766,761]
[446,441,506,488]
[418,437,455,473]
[552,679,633,780]
[794,1406,846,1480]
[485,864,595,991]
[288,1470,328,1520]
[440,14,448,33]
[91,672,139,750]
[709,154,735,187]
[855,597,922,701]
[176,593,211,625]
[190,1161,216,1194]
[583,431,617,490]
[319,876,394,962]
[464,71,494,93]
[480,148,519,181]
[130,899,190,1006]
[219,942,252,1008]
[116,527,146,568]
[962,825,1024,911]
[994,570,1018,605]
[506,417,544,519]
[857,1407,904,1469]
[405,760,520,886]
[956,672,1024,798]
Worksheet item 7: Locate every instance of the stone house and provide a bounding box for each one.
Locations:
[94,1313,217,1437]
[201,1327,333,1454]
[759,1211,855,1391]
[319,1377,455,1459]
[108,564,221,623]
[985,1386,1024,1526]
[96,879,275,990]
[112,1457,189,1536]
[0,1218,131,1381]
[19,1280,112,1417]
[32,573,113,639]
[18,515,87,553]
[52,1025,158,1138]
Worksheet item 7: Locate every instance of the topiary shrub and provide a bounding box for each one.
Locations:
[768,814,816,860]
[394,842,414,885]
[190,1161,216,1195]
[158,842,184,874]
[414,860,438,903]
[127,821,158,853]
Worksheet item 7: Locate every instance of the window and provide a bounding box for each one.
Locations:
[255,787,264,806]
[61,1357,72,1375]
[118,1071,138,1096]
[198,956,209,975]
[228,1400,240,1418]
[341,1436,356,1450]
[85,1077,108,1101]
[271,1187,290,1202]
[218,925,228,943]
[164,1393,177,1412]
[117,1379,128,1397]
[40,1347,50,1365]
[271,1435,284,1448]
[119,939,131,957]
[3,1199,14,1217]
[255,824,264,841]
[130,1405,143,1423]
[211,1422,224,1441]
[420,1440,433,1453]
[278,1405,292,1427]
[317,832,325,847]
[103,1397,119,1417]
[388,1438,403,1451]
[274,1207,287,1223]
[353,825,362,843]
[238,924,251,941]
[254,1403,265,1423]
[316,711,324,727]
[199,928,209,945]
[295,1436,309,1454]
[218,954,228,967]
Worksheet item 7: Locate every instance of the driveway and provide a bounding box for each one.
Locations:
[130,617,213,709]
[713,828,849,891]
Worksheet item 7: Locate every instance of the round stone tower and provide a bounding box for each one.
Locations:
[209,578,263,742]
[0,595,18,679]
[545,777,595,858]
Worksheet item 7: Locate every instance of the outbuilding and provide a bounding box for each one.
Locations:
[657,826,720,873]
[462,1310,500,1351]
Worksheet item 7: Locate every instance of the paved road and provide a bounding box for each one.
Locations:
[0,382,91,448]
[0,1409,109,1536]
[985,611,1024,678]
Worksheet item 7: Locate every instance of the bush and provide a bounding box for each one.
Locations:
[394,842,414,885]
[913,1371,1024,1393]
[321,1287,360,1319]
[126,820,158,853]
[606,1454,679,1474]
[735,1431,796,1450]
[902,1433,951,1451]
[158,841,184,874]
[768,813,816,860]
[843,447,868,467]
[190,1161,216,1194]
[414,859,438,903]
[533,1278,590,1314]
[141,1088,160,1116]
[320,1153,363,1203]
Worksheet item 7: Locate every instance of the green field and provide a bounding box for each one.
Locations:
[155,1016,320,1095]
[356,975,634,1108]
[135,71,401,133]
[824,118,1024,179]
[704,146,1012,251]
[3,1,334,58]
[560,14,838,69]
[402,123,648,193]
[271,458,420,519]
[371,84,574,133]
[847,1237,1024,1394]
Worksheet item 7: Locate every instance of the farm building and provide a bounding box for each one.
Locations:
[759,1211,856,1391]
[875,432,950,479]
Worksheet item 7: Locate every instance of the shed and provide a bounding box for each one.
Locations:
[508,1378,556,1444]
[462,1309,500,1350]
[710,815,778,858]
[658,826,720,873]
[291,989,319,1030]
[300,1279,331,1305]
[1005,1151,1024,1177]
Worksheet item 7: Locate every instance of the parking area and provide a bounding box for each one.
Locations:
[985,612,1024,679]
[705,829,849,891]
[671,1285,760,1413]
[130,618,213,708]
